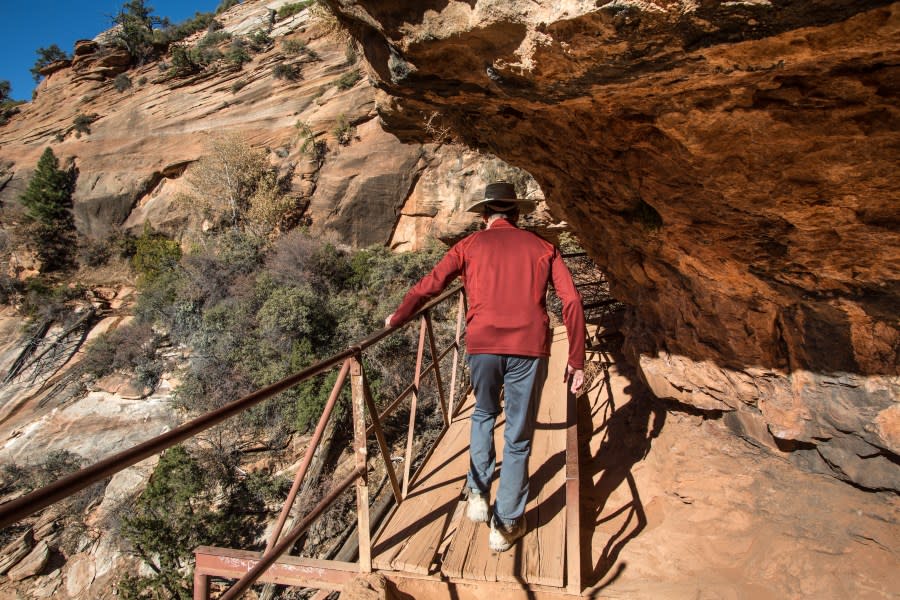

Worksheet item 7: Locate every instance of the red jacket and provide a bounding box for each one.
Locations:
[390,219,586,369]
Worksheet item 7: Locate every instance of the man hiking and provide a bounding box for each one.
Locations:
[385,181,586,552]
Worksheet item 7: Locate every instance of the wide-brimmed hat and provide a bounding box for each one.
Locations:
[466,181,536,214]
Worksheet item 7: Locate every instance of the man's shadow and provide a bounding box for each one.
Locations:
[579,331,665,594]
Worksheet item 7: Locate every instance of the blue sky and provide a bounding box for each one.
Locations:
[1,0,223,101]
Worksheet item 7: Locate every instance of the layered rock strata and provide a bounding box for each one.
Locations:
[324,0,900,490]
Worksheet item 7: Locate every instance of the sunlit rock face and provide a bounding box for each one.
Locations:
[325,0,900,490]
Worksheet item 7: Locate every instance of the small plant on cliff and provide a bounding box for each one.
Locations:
[114,73,133,92]
[335,68,361,90]
[230,78,248,93]
[216,0,239,14]
[225,39,251,66]
[168,44,199,77]
[332,114,354,146]
[0,81,23,126]
[72,113,99,135]
[277,1,313,20]
[280,38,307,56]
[247,29,272,52]
[272,61,300,81]
[19,147,77,271]
[29,44,70,82]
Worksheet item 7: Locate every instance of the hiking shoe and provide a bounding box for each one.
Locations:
[489,515,525,552]
[466,489,489,523]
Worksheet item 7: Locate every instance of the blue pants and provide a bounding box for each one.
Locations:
[466,354,548,524]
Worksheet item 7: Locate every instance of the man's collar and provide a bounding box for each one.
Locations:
[487,218,516,230]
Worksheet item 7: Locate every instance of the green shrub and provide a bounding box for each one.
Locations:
[336,69,360,90]
[332,114,354,145]
[247,29,272,52]
[168,44,199,76]
[216,0,239,14]
[230,79,248,93]
[30,45,70,82]
[132,225,182,284]
[277,1,313,20]
[80,321,162,383]
[137,75,148,85]
[272,62,299,81]
[113,73,132,92]
[188,45,223,66]
[198,29,231,48]
[73,113,99,135]
[154,11,215,46]
[225,39,251,66]
[281,38,307,56]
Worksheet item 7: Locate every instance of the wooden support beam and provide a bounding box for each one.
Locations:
[351,357,372,572]
[565,385,581,595]
[194,547,358,590]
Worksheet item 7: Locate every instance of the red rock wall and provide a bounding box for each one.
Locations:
[326,0,900,490]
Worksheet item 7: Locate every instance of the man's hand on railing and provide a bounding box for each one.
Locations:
[385,313,395,328]
[566,364,584,395]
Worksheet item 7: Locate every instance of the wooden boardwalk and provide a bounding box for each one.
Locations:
[372,327,573,588]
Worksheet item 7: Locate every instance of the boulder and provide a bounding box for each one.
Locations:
[0,528,33,576]
[7,540,49,581]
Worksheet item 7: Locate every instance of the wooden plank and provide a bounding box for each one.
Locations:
[194,547,357,590]
[518,328,569,587]
[441,507,479,579]
[441,327,571,588]
[371,395,476,573]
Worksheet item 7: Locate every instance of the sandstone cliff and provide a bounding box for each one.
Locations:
[323,0,900,492]
[0,0,545,257]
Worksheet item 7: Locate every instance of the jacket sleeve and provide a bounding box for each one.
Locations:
[389,244,464,326]
[550,249,586,370]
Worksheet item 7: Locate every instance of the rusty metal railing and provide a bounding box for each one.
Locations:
[0,284,467,598]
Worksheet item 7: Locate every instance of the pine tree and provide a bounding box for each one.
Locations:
[20,147,76,270]
[113,0,166,63]
[29,45,70,82]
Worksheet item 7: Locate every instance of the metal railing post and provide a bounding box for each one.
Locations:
[360,366,402,504]
[265,358,352,553]
[424,311,449,427]
[402,316,428,499]
[350,356,371,572]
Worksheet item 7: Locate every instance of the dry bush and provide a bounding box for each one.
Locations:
[185,134,293,234]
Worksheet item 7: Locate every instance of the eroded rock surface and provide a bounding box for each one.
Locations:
[0,0,531,251]
[325,0,900,490]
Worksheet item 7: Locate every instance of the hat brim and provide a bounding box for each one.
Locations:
[466,198,536,214]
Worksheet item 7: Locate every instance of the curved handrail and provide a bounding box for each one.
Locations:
[0,285,463,529]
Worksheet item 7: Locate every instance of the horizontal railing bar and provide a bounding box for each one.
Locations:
[219,465,366,600]
[0,352,353,528]
[0,285,462,528]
